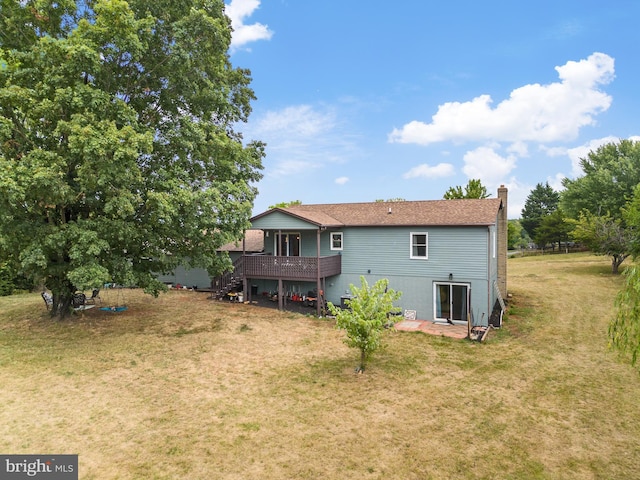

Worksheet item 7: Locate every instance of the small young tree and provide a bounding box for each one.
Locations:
[328,277,402,372]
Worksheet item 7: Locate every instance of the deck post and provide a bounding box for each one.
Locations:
[242,233,248,303]
[316,228,321,316]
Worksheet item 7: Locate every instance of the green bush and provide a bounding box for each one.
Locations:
[0,262,15,296]
[0,262,34,296]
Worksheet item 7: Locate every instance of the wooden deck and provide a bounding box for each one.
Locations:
[242,254,341,281]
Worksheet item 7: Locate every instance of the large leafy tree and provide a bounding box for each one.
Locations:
[610,185,640,366]
[520,182,559,239]
[327,277,402,373]
[533,208,573,252]
[561,140,640,219]
[560,140,640,272]
[623,183,640,258]
[0,0,264,317]
[507,219,531,250]
[443,179,489,199]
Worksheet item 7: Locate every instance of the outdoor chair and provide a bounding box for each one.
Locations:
[72,293,87,309]
[85,289,101,305]
[41,291,53,310]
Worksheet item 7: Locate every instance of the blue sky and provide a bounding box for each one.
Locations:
[225,0,640,218]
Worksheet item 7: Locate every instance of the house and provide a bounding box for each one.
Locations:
[235,186,508,327]
[156,230,264,289]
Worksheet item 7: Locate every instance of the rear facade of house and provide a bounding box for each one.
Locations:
[244,187,508,327]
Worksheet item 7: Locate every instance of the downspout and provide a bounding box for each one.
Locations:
[316,227,321,316]
[497,185,508,300]
[278,229,283,311]
[486,225,492,328]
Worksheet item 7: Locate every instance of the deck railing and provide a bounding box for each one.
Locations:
[242,254,341,280]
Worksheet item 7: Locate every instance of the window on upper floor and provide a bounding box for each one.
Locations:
[410,232,428,259]
[330,232,343,251]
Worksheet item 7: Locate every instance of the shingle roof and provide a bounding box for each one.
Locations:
[251,198,503,227]
[218,229,264,252]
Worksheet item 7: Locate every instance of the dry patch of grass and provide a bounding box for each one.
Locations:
[1,254,640,479]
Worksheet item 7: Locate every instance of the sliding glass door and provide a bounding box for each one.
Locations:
[434,283,469,324]
[275,233,300,256]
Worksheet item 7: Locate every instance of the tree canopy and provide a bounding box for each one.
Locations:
[572,212,631,273]
[0,0,264,316]
[507,219,530,250]
[269,200,302,209]
[561,139,640,219]
[560,140,640,272]
[520,182,559,239]
[443,179,489,199]
[534,209,573,252]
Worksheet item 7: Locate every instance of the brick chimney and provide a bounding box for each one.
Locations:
[497,185,508,300]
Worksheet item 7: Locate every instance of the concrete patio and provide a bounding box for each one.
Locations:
[394,320,469,339]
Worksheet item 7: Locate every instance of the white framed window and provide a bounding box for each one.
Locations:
[330,232,343,251]
[410,232,428,259]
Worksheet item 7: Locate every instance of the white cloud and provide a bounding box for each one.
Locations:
[269,158,319,177]
[402,163,455,179]
[254,105,336,138]
[462,146,517,186]
[335,176,349,185]
[246,104,360,178]
[564,135,621,178]
[225,0,273,51]
[389,53,614,145]
[499,179,530,219]
[547,172,567,192]
[507,141,529,158]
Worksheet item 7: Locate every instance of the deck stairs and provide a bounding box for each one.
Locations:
[212,256,244,300]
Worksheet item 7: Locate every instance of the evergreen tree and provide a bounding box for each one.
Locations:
[520,182,560,239]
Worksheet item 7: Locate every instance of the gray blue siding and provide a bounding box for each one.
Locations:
[252,220,498,326]
[321,225,494,325]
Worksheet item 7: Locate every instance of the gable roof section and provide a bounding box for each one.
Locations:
[251,198,503,228]
[218,229,264,252]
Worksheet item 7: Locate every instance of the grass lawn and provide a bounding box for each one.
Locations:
[1,253,639,479]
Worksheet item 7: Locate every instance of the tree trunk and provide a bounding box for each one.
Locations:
[612,254,629,274]
[50,293,73,319]
[358,349,367,373]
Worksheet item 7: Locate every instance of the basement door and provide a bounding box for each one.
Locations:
[434,283,470,325]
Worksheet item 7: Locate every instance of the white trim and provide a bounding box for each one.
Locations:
[433,282,470,325]
[330,232,343,251]
[492,229,497,258]
[410,232,428,259]
[274,232,301,256]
